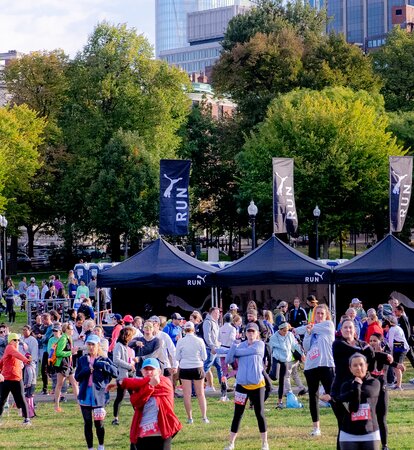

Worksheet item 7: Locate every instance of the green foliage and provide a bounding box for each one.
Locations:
[387,110,414,152]
[0,105,45,221]
[213,4,379,128]
[238,87,405,241]
[373,27,414,111]
[58,22,191,257]
[221,0,326,51]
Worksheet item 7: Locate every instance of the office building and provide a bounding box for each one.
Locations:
[156,0,253,74]
[0,50,21,106]
[314,0,414,50]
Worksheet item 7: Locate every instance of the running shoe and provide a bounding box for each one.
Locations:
[224,444,235,450]
[276,402,284,409]
[409,378,414,385]
[205,386,216,393]
[22,418,32,426]
[310,428,321,436]
[262,443,269,450]
[111,418,119,426]
[202,417,210,424]
[297,388,308,396]
[220,396,230,402]
[186,418,194,424]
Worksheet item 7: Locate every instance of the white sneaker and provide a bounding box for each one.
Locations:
[220,396,230,402]
[310,428,321,436]
[205,386,216,393]
[224,444,235,450]
[262,442,269,450]
[202,417,210,424]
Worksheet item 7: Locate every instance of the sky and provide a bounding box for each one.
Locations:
[0,0,156,58]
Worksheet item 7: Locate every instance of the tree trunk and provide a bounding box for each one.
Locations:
[110,232,121,262]
[26,225,35,257]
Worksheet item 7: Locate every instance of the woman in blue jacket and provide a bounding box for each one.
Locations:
[75,334,117,450]
[223,322,269,450]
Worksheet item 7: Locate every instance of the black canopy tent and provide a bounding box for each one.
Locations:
[97,238,217,289]
[334,234,414,284]
[215,235,333,286]
[333,234,414,321]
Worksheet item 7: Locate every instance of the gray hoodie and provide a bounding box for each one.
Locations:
[202,314,220,351]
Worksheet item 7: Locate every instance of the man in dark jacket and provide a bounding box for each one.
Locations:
[289,297,308,328]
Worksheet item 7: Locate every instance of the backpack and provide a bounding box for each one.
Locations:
[48,342,58,366]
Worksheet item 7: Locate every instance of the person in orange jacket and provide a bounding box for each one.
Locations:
[121,358,182,450]
[0,333,32,425]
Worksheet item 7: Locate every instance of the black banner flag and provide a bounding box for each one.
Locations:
[272,158,298,234]
[159,160,191,236]
[390,156,413,233]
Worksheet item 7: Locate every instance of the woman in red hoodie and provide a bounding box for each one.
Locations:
[121,358,182,450]
[0,333,32,425]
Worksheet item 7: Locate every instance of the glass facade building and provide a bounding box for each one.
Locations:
[317,0,414,49]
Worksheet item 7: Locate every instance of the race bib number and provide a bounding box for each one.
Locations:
[93,407,106,421]
[351,403,371,422]
[234,391,248,405]
[307,347,320,361]
[139,421,160,437]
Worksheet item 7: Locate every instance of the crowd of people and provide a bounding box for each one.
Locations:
[0,278,413,450]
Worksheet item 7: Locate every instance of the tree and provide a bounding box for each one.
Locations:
[238,87,405,254]
[177,103,243,256]
[1,50,69,256]
[213,3,379,127]
[0,105,45,264]
[373,27,414,111]
[387,111,414,152]
[88,130,159,255]
[60,22,191,260]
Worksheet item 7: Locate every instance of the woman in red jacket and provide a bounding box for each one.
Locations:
[0,333,32,425]
[121,358,182,450]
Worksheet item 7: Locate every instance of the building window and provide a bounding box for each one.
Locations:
[395,9,402,15]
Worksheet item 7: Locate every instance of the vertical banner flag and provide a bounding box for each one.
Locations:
[390,156,413,233]
[272,157,298,234]
[159,159,191,236]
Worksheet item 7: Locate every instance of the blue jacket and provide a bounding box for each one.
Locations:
[226,340,265,386]
[75,355,118,407]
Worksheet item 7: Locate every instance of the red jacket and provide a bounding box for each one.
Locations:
[365,322,383,344]
[122,376,182,443]
[0,344,30,381]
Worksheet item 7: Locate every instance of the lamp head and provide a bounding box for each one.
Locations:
[247,200,258,217]
[313,205,321,218]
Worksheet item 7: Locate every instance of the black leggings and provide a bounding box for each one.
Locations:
[113,383,126,418]
[231,385,266,433]
[304,366,335,423]
[376,383,388,447]
[80,405,105,449]
[6,299,15,323]
[131,436,172,450]
[41,351,49,391]
[340,440,380,450]
[0,380,28,418]
[270,358,287,400]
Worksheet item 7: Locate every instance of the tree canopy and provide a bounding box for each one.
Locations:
[238,87,405,248]
[373,27,414,111]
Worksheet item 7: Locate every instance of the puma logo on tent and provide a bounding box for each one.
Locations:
[304,271,325,283]
[187,274,208,286]
[163,174,183,198]
[196,275,207,282]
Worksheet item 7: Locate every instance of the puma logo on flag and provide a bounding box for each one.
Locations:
[163,174,183,198]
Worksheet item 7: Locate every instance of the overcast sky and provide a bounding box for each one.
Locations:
[0,0,156,57]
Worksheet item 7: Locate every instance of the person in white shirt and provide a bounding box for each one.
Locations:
[383,316,409,390]
[148,315,177,378]
[219,313,238,401]
[40,280,49,300]
[26,277,40,303]
[176,321,208,424]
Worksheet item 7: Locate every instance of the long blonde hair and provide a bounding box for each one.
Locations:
[314,304,331,321]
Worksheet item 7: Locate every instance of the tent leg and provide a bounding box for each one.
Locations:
[96,288,100,325]
[331,283,337,327]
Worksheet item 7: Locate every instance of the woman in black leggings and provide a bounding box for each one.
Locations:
[5,279,16,323]
[302,304,336,437]
[75,334,117,450]
[224,322,269,450]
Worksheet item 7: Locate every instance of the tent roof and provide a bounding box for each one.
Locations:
[97,238,217,288]
[334,234,414,284]
[215,235,332,286]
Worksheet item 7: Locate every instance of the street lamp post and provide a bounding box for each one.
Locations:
[0,215,6,293]
[313,205,321,259]
[247,200,258,250]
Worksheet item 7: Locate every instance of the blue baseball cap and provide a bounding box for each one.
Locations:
[86,334,100,345]
[141,358,160,369]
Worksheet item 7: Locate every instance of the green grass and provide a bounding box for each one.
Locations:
[0,385,413,449]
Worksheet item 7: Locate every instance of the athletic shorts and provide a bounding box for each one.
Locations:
[179,367,205,381]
